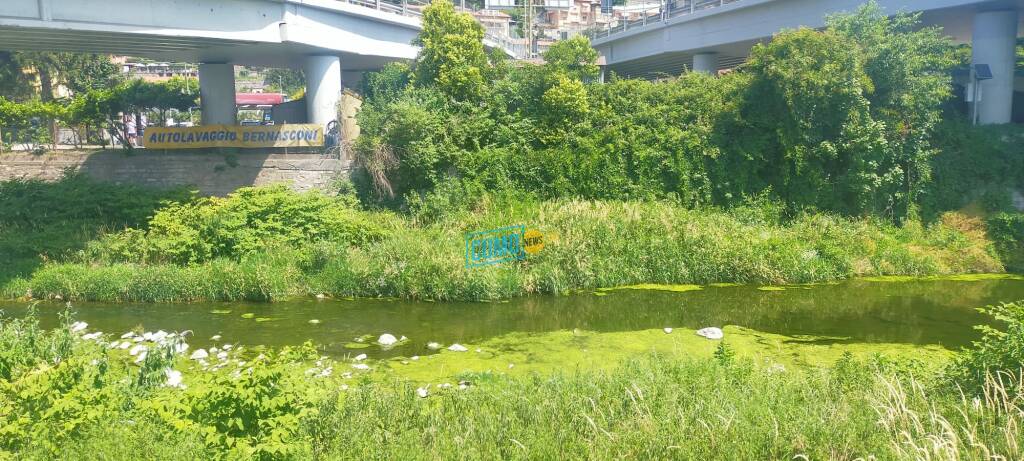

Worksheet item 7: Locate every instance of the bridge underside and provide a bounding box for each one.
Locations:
[604,42,754,79]
[602,3,1024,78]
[0,26,398,70]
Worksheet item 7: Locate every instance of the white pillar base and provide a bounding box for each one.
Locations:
[198,63,236,126]
[304,55,342,129]
[971,9,1018,125]
[692,53,718,74]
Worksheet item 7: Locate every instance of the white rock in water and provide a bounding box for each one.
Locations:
[210,335,222,341]
[426,342,441,351]
[217,351,228,361]
[695,327,724,340]
[70,321,87,333]
[316,294,326,300]
[174,343,189,354]
[308,319,321,325]
[411,356,420,361]
[134,351,148,363]
[416,387,429,398]
[351,363,370,370]
[190,349,209,360]
[119,342,131,350]
[378,334,398,346]
[354,353,368,361]
[447,344,468,352]
[82,332,102,340]
[129,344,147,356]
[663,327,673,334]
[121,332,136,339]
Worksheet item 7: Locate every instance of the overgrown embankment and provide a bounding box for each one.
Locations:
[1,178,1014,303]
[2,302,1023,459]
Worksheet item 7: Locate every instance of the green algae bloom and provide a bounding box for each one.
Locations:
[599,284,703,293]
[858,273,1024,283]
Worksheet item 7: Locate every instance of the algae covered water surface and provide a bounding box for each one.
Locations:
[3,276,1022,366]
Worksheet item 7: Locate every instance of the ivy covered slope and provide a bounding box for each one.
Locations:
[2,302,1023,459]
[0,177,1013,303]
[352,1,1014,221]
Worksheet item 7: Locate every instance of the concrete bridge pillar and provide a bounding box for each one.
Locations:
[971,9,1018,125]
[198,63,237,126]
[304,55,343,129]
[692,53,718,74]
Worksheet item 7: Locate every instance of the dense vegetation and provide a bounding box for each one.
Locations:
[0,2,1020,304]
[0,176,1010,302]
[1,301,1021,459]
[352,1,1023,223]
[0,77,195,151]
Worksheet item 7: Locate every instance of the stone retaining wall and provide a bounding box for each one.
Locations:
[0,149,351,196]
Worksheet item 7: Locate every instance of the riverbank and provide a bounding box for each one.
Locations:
[2,302,1021,459]
[1,179,1015,303]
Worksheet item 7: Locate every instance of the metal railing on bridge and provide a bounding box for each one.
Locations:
[338,0,529,58]
[589,0,742,41]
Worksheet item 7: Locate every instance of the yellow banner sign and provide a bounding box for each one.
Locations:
[143,124,324,149]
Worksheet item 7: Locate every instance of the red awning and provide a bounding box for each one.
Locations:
[235,93,285,105]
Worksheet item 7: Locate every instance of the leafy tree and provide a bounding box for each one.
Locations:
[12,52,119,100]
[733,27,888,215]
[263,68,305,95]
[0,52,34,102]
[413,0,489,100]
[354,1,969,222]
[361,62,411,104]
[827,1,958,218]
[542,36,600,82]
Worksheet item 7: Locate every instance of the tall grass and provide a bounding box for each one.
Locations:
[4,304,1023,460]
[876,372,1023,460]
[19,194,1007,303]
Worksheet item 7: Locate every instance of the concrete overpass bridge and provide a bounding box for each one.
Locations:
[591,0,1024,124]
[0,0,521,130]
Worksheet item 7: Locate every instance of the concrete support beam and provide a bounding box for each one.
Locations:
[198,63,236,125]
[692,53,718,74]
[971,9,1018,125]
[304,55,342,129]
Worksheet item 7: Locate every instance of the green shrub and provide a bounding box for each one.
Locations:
[923,120,1024,218]
[987,213,1024,272]
[85,185,389,265]
[355,2,957,222]
[145,344,321,460]
[947,301,1024,396]
[0,172,189,260]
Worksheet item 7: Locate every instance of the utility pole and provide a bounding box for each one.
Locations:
[525,0,533,59]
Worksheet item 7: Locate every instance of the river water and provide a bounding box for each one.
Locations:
[2,277,1022,359]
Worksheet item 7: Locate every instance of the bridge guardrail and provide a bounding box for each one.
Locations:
[338,0,528,58]
[589,0,741,41]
